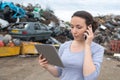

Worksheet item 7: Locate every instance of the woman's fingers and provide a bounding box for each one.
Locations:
[86,30,90,35]
[88,26,93,34]
[39,60,48,65]
[39,54,43,59]
[87,27,94,37]
[39,57,47,62]
[39,54,48,66]
[40,58,47,62]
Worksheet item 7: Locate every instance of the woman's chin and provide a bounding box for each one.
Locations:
[73,37,84,41]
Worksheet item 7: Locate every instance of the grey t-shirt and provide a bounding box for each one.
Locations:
[56,41,104,80]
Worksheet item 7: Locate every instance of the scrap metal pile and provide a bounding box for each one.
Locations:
[0,1,59,28]
[94,15,120,54]
[0,1,120,55]
[0,1,73,45]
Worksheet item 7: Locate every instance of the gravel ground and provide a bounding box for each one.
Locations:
[0,55,120,80]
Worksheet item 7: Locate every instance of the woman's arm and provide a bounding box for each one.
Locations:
[38,54,59,77]
[83,26,96,76]
[83,26,104,80]
[38,43,65,77]
[83,45,104,80]
[83,44,96,76]
[44,64,59,77]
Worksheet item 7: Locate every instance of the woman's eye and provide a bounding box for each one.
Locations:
[71,26,74,28]
[76,25,82,29]
[77,27,82,29]
[70,25,74,28]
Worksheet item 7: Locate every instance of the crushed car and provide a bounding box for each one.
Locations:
[8,22,52,42]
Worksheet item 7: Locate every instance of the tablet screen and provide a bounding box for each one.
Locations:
[35,44,64,67]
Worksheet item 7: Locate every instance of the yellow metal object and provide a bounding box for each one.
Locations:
[53,44,60,48]
[0,46,20,57]
[12,30,19,33]
[21,42,40,55]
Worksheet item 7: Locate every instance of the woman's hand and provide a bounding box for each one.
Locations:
[84,26,94,46]
[38,54,49,69]
[38,54,59,77]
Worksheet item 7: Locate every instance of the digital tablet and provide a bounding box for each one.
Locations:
[35,44,64,67]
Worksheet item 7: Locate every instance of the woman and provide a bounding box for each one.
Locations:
[38,11,104,80]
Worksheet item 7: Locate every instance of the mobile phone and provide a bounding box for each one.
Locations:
[84,25,91,40]
[84,29,88,40]
[84,32,87,40]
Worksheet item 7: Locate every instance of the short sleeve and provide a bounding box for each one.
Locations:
[84,45,105,80]
[55,66,62,77]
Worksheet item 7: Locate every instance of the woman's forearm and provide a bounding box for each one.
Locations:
[44,64,59,77]
[83,44,96,76]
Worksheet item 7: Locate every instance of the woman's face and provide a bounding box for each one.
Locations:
[70,16,87,41]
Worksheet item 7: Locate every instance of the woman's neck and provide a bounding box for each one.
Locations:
[73,40,85,46]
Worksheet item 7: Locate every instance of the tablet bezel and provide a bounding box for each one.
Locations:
[35,44,64,67]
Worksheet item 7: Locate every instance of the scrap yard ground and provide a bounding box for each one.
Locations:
[0,55,120,80]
